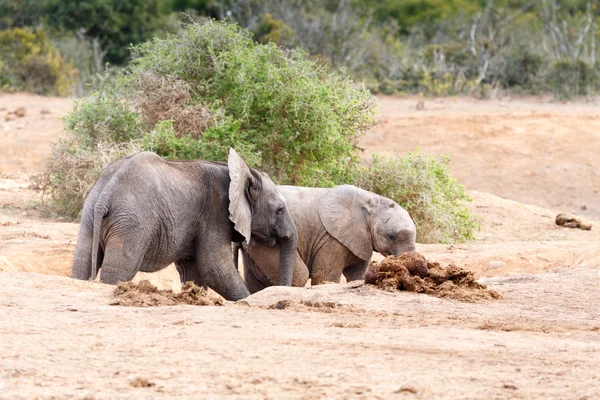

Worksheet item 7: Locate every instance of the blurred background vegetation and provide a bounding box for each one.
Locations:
[3,0,597,242]
[1,0,598,99]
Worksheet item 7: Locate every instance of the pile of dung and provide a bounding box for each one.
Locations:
[364,252,501,302]
[555,213,592,230]
[111,280,224,307]
[269,299,364,314]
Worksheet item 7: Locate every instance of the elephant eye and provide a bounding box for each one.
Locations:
[276,206,284,215]
[387,233,396,241]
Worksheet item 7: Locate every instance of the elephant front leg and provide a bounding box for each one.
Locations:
[175,259,204,287]
[196,238,250,301]
[343,259,370,282]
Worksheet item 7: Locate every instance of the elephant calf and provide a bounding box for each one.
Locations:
[72,149,298,301]
[239,184,416,293]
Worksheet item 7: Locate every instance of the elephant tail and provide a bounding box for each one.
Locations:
[90,201,107,281]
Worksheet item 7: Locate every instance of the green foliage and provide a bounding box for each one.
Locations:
[353,152,479,244]
[373,0,481,36]
[549,59,600,100]
[46,0,173,64]
[140,119,260,165]
[46,19,377,217]
[126,19,376,185]
[255,13,294,45]
[0,0,51,30]
[0,27,76,95]
[63,86,144,146]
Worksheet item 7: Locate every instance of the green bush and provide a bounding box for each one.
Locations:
[549,59,600,100]
[0,27,76,95]
[353,152,480,244]
[59,20,376,185]
[64,87,144,146]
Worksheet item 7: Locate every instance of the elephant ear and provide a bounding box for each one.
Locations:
[228,148,256,243]
[319,185,375,261]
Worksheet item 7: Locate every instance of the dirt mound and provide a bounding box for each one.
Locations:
[268,299,364,314]
[365,252,502,302]
[111,280,224,307]
[555,213,592,230]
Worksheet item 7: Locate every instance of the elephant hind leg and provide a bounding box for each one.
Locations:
[72,225,93,280]
[98,234,146,285]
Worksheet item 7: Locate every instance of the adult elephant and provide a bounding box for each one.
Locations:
[238,185,416,293]
[71,149,297,301]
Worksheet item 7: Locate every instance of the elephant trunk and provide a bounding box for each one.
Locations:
[278,221,298,286]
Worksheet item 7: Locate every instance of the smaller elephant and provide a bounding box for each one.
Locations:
[239,184,416,293]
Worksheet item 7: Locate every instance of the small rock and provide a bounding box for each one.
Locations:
[40,108,51,115]
[395,384,419,394]
[130,377,155,388]
[503,383,518,390]
[14,107,26,118]
[488,260,506,269]
[416,101,425,110]
[581,204,587,211]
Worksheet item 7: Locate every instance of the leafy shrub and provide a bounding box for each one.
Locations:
[0,27,76,95]
[549,59,600,100]
[45,19,376,217]
[63,87,144,146]
[353,152,480,244]
[58,19,376,185]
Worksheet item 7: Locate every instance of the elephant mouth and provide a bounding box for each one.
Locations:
[252,231,277,247]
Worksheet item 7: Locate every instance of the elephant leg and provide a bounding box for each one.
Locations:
[175,259,204,286]
[241,249,269,294]
[343,259,370,282]
[243,257,268,294]
[246,241,310,287]
[310,252,349,285]
[196,238,250,301]
[98,233,146,285]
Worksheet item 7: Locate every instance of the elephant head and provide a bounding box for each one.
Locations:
[228,149,298,285]
[319,185,416,260]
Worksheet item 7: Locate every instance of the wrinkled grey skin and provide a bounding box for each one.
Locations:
[72,149,297,301]
[237,185,416,294]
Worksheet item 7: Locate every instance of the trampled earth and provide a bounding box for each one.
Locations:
[0,93,599,399]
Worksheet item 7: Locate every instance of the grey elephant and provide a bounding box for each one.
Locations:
[238,184,416,293]
[71,149,298,301]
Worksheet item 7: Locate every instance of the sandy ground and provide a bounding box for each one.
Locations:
[0,92,599,398]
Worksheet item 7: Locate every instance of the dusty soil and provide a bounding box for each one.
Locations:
[1,92,599,399]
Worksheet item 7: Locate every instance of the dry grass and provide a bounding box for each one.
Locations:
[41,135,142,218]
[133,72,214,138]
